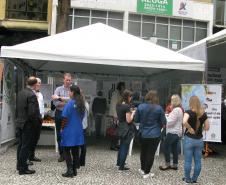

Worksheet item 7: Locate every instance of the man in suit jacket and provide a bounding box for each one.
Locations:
[16,76,41,175]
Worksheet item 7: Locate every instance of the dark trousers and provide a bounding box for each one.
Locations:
[29,123,42,159]
[17,123,33,171]
[116,138,130,168]
[63,146,79,169]
[164,133,179,166]
[95,114,103,138]
[55,110,63,156]
[79,129,86,166]
[140,137,160,174]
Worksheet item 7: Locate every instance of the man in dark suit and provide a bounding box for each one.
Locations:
[16,76,41,175]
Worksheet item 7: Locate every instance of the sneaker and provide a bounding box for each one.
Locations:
[150,173,155,177]
[143,174,150,179]
[138,169,145,175]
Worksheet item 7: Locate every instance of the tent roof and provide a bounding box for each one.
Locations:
[1,23,205,76]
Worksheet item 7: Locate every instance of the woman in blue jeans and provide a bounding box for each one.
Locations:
[159,94,183,171]
[183,96,209,183]
[116,89,136,171]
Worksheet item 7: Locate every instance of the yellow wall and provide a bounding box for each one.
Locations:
[0,0,6,20]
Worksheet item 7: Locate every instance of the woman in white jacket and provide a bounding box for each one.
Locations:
[159,94,183,170]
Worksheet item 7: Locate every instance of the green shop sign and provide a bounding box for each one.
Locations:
[137,0,173,16]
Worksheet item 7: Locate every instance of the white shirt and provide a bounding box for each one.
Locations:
[82,101,89,129]
[166,107,183,137]
[36,91,45,118]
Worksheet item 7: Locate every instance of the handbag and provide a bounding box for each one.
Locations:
[106,124,118,138]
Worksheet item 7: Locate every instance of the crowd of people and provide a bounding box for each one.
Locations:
[15,74,210,184]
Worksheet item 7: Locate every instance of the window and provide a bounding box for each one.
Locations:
[71,9,124,30]
[6,0,48,21]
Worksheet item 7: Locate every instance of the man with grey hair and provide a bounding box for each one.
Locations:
[52,73,72,162]
[16,76,41,175]
[29,77,44,162]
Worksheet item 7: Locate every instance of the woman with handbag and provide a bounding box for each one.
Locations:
[116,89,136,171]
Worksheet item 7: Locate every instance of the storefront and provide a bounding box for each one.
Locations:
[51,0,214,51]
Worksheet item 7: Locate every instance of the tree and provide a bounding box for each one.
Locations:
[56,0,71,33]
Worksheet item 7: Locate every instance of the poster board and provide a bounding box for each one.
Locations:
[181,84,222,142]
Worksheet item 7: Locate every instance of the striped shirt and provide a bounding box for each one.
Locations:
[53,85,70,111]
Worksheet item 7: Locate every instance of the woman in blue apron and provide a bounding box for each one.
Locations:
[61,85,85,178]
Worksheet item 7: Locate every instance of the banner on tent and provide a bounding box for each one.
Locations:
[181,84,222,142]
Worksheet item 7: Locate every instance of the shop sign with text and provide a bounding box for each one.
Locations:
[137,0,173,16]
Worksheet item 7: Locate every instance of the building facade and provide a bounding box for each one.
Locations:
[52,0,213,51]
[0,0,52,47]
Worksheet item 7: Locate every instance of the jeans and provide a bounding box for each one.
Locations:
[164,133,179,166]
[117,139,130,168]
[140,137,160,174]
[55,110,63,156]
[184,136,203,182]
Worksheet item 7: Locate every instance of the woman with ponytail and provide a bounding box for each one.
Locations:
[60,85,85,178]
[182,96,209,183]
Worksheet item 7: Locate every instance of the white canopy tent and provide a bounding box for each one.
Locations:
[1,23,205,76]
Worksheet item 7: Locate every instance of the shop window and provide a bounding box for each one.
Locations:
[72,9,123,31]
[169,40,181,51]
[183,20,195,27]
[128,21,141,37]
[129,14,141,21]
[142,23,155,38]
[196,21,207,29]
[92,10,107,18]
[182,41,193,48]
[6,0,48,21]
[170,26,181,40]
[142,15,155,23]
[170,18,182,26]
[196,28,207,41]
[156,24,168,39]
[108,19,123,30]
[108,12,124,19]
[157,39,168,48]
[74,17,89,29]
[156,17,168,24]
[183,27,194,42]
[74,9,90,16]
[91,18,106,24]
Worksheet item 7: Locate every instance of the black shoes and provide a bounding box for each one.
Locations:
[110,147,119,151]
[19,169,36,175]
[29,156,41,162]
[119,167,130,171]
[58,156,65,162]
[62,168,74,178]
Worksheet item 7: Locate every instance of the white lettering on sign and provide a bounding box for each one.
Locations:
[141,0,168,5]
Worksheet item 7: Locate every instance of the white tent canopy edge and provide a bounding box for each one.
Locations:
[1,23,205,76]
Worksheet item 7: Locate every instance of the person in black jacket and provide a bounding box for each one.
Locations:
[16,76,41,175]
[92,91,107,138]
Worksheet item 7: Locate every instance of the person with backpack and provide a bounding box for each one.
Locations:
[159,94,183,171]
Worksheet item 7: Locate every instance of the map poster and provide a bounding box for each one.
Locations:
[181,84,222,142]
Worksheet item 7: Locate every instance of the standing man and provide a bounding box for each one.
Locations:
[92,91,107,139]
[52,73,72,162]
[16,76,41,175]
[29,78,44,162]
[109,82,125,150]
